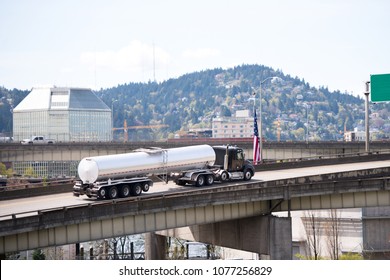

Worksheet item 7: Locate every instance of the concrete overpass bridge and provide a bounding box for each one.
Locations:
[1,140,389,178]
[1,158,390,259]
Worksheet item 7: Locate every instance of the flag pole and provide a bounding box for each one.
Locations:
[253,109,261,165]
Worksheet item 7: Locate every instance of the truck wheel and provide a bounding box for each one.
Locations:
[196,175,205,187]
[243,170,253,181]
[142,183,150,192]
[176,180,186,186]
[205,174,214,186]
[220,171,229,182]
[120,185,131,198]
[98,188,106,199]
[108,186,118,199]
[131,184,142,196]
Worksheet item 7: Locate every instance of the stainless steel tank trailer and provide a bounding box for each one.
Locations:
[73,144,255,199]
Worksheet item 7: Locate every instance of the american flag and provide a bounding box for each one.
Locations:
[253,109,261,164]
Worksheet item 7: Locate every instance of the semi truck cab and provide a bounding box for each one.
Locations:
[212,145,255,181]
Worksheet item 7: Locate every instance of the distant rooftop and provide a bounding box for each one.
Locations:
[13,86,110,112]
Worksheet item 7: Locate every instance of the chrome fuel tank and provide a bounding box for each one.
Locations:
[77,144,216,184]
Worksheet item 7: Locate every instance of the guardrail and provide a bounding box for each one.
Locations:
[0,179,75,200]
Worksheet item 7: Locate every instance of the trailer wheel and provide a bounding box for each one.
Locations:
[131,183,142,196]
[142,183,150,192]
[98,188,106,199]
[243,169,253,181]
[196,175,205,187]
[205,174,214,186]
[120,184,131,198]
[108,186,119,199]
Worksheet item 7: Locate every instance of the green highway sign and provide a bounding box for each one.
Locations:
[370,74,390,102]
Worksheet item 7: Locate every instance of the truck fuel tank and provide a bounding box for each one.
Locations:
[77,144,216,184]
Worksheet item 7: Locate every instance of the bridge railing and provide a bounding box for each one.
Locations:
[255,149,390,171]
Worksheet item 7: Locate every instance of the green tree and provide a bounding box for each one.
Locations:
[0,162,13,177]
[220,105,232,117]
[24,166,37,177]
[32,249,46,260]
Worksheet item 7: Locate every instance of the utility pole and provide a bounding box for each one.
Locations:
[364,81,370,153]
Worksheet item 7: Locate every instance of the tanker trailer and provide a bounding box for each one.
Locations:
[73,144,255,199]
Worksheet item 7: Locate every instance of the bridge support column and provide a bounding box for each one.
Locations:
[144,232,167,260]
[158,214,292,260]
[362,206,390,259]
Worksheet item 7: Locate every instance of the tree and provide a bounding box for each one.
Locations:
[325,209,341,260]
[302,211,322,260]
[23,166,37,177]
[219,105,231,117]
[32,249,46,260]
[291,127,305,141]
[0,162,13,177]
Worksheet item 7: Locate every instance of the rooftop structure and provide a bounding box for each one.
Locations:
[13,87,112,142]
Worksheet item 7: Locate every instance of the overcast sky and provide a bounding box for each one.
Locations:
[1,0,389,97]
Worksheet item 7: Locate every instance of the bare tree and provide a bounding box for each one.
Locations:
[302,211,322,260]
[325,209,341,260]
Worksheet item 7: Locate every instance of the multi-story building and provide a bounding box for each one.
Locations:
[212,110,254,138]
[13,87,111,142]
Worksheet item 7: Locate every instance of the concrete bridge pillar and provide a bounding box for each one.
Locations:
[157,214,292,260]
[144,232,167,260]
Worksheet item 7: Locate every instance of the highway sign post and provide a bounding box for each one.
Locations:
[370,74,390,102]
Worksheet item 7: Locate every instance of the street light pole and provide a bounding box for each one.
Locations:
[364,81,370,152]
[258,76,281,161]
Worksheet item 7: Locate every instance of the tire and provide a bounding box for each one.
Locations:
[108,186,119,199]
[97,188,106,199]
[196,175,205,187]
[176,180,186,186]
[131,183,142,196]
[220,171,229,182]
[205,174,214,186]
[243,169,253,181]
[142,182,150,192]
[120,184,131,198]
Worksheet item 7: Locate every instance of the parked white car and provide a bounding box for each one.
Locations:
[21,136,55,145]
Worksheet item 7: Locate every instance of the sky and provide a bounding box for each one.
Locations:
[1,0,389,98]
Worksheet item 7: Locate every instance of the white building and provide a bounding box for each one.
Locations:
[212,110,254,138]
[344,130,366,142]
[344,128,377,142]
[13,87,112,142]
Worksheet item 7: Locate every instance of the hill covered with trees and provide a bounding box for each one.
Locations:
[1,64,389,141]
[97,64,388,141]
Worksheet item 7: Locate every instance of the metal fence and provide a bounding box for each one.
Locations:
[12,161,79,178]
